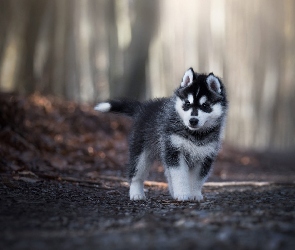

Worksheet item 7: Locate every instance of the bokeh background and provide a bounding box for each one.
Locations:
[0,0,294,151]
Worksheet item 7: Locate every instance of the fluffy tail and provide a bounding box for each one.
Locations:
[94,99,142,117]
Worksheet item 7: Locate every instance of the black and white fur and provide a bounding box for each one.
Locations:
[95,68,228,201]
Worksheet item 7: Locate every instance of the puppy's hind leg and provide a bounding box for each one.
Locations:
[164,168,174,197]
[128,150,150,200]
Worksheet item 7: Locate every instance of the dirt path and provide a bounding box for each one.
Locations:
[1,177,295,250]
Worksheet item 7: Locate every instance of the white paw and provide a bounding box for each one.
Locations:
[173,194,192,201]
[130,193,146,201]
[191,192,203,201]
[129,181,146,200]
[173,193,203,202]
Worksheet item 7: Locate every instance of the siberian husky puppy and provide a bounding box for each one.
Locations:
[95,68,228,201]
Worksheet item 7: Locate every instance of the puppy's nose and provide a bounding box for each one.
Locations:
[189,118,199,127]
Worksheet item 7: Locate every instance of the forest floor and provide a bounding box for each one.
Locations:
[1,92,295,250]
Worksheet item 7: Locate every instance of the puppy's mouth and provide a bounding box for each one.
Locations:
[188,121,207,130]
[188,125,201,130]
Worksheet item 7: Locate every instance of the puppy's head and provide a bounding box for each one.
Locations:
[175,68,227,131]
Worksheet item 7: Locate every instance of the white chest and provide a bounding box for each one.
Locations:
[170,134,218,160]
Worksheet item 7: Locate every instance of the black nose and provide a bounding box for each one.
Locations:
[189,118,199,127]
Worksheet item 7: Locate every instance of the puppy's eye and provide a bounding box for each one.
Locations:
[183,101,191,109]
[202,103,209,109]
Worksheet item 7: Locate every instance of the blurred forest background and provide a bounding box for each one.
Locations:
[0,0,294,152]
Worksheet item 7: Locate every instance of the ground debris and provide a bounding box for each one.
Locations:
[1,92,294,183]
[0,92,131,181]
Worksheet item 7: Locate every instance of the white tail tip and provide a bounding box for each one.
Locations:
[94,102,111,112]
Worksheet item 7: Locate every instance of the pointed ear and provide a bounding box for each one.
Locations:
[180,68,195,88]
[206,73,222,94]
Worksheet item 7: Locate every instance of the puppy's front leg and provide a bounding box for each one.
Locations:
[168,158,192,201]
[189,166,204,201]
[190,156,214,201]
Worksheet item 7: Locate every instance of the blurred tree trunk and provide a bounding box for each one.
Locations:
[119,0,158,100]
[0,0,10,63]
[0,0,28,91]
[16,0,47,93]
[105,0,120,99]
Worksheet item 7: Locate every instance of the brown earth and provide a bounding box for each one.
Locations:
[0,92,295,250]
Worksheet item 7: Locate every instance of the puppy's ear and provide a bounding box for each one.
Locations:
[180,68,195,88]
[206,73,222,94]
